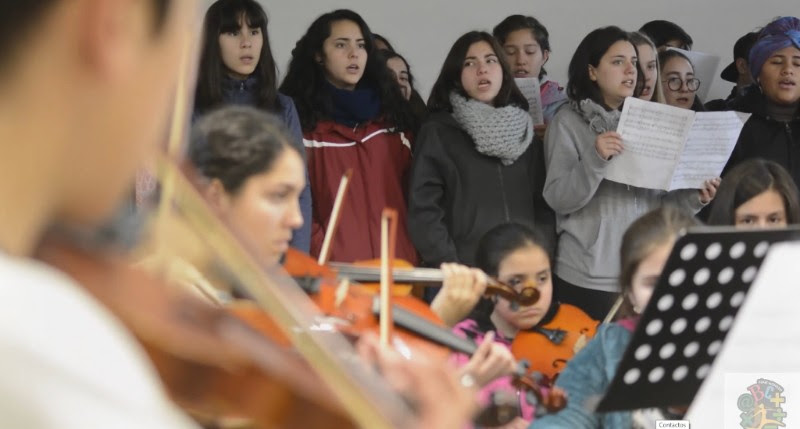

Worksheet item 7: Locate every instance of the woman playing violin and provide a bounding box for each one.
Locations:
[451,223,597,427]
[189,105,521,422]
[0,0,477,427]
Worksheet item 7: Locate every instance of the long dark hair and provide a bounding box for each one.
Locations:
[375,49,417,94]
[279,9,414,132]
[492,15,552,79]
[567,26,643,109]
[189,105,300,195]
[708,159,800,226]
[428,31,528,113]
[195,0,280,113]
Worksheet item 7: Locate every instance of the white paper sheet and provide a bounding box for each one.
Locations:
[670,111,750,189]
[607,97,693,190]
[606,97,749,191]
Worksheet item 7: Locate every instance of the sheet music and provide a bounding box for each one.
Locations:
[515,77,545,125]
[606,97,694,190]
[669,111,751,189]
[666,48,721,101]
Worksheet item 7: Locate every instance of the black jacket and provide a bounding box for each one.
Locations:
[407,111,555,267]
[725,88,800,187]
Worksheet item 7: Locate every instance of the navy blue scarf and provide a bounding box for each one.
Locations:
[326,81,382,127]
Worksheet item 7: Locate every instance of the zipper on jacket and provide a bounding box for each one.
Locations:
[239,81,245,92]
[497,164,511,222]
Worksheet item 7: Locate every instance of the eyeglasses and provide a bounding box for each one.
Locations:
[662,77,701,92]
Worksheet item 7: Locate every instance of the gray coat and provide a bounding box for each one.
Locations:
[543,101,703,292]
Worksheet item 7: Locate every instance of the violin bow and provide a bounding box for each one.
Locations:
[154,25,197,254]
[379,208,398,348]
[317,169,353,265]
[603,296,624,324]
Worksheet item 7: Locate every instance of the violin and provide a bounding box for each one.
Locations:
[325,259,540,308]
[511,303,599,383]
[284,245,567,426]
[35,232,361,429]
[311,171,539,308]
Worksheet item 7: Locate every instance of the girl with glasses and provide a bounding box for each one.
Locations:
[658,49,705,111]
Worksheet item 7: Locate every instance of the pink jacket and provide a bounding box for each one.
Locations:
[451,319,536,424]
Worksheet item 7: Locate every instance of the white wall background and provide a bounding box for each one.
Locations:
[202,0,796,102]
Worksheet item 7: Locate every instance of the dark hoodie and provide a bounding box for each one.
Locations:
[725,86,800,187]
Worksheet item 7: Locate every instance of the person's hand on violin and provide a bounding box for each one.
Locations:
[357,333,478,429]
[431,263,488,327]
[458,331,517,388]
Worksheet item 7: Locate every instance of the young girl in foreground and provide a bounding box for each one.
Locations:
[532,206,698,428]
[452,223,596,427]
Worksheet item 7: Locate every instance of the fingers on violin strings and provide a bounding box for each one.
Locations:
[473,344,515,385]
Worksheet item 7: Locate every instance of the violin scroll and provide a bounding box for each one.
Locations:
[485,280,541,309]
[511,362,568,415]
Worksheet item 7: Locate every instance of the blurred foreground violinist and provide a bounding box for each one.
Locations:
[0,1,478,428]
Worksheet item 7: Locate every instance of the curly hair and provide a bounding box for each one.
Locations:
[279,9,415,132]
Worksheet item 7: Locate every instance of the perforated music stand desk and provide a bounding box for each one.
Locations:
[596,226,800,412]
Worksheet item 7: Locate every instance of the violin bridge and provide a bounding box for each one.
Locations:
[335,278,350,308]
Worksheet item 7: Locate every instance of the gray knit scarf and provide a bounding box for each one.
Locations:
[571,98,621,134]
[449,92,533,166]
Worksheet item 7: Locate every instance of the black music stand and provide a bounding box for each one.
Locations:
[596,226,800,412]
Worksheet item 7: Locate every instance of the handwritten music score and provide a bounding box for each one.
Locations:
[605,97,750,191]
[515,77,545,126]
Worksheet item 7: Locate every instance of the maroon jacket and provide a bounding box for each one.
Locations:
[304,119,418,264]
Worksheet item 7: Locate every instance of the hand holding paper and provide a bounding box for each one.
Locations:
[595,131,624,161]
[605,97,750,191]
